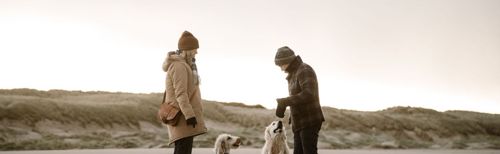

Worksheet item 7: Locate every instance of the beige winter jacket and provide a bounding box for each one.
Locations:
[162,54,207,145]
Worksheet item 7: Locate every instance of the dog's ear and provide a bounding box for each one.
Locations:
[219,140,226,154]
[265,127,272,141]
[214,136,226,154]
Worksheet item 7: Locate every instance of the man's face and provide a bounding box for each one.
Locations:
[279,64,289,72]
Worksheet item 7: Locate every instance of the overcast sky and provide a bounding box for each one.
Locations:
[1,0,499,113]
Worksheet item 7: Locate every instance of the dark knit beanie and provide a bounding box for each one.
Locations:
[275,46,296,66]
[178,31,199,50]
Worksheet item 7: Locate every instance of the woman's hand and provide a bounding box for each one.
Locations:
[186,117,197,128]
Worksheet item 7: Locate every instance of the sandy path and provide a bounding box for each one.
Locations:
[1,149,499,154]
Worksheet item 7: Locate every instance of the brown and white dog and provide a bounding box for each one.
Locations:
[214,133,242,154]
[262,120,290,154]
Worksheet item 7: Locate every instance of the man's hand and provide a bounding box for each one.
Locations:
[276,98,289,106]
[186,117,197,128]
[275,98,288,118]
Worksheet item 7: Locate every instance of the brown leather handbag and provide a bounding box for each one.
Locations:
[157,91,181,126]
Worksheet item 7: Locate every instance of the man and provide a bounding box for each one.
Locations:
[162,31,207,154]
[275,46,325,154]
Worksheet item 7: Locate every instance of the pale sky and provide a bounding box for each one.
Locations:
[1,0,499,114]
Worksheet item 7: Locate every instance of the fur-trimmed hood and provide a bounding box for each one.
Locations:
[162,52,185,72]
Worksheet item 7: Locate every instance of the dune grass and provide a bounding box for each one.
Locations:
[1,89,499,150]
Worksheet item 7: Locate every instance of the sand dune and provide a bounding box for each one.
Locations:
[1,149,499,154]
[1,89,500,150]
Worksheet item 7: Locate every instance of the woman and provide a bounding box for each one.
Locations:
[162,31,207,154]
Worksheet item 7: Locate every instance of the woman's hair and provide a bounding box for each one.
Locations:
[179,49,200,85]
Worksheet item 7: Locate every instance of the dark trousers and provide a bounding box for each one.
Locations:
[293,123,322,154]
[174,136,193,154]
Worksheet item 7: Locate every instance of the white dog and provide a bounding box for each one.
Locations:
[214,133,242,154]
[262,120,290,154]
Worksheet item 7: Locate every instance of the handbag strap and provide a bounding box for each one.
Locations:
[161,90,167,104]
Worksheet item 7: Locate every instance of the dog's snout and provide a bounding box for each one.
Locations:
[278,121,283,129]
[232,138,242,148]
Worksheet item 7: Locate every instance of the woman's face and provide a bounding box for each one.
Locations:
[192,49,198,57]
[185,49,198,58]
